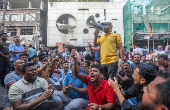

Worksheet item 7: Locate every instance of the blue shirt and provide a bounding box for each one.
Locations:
[94,46,100,61]
[59,69,72,85]
[3,71,23,107]
[9,43,24,61]
[63,72,88,99]
[27,48,36,58]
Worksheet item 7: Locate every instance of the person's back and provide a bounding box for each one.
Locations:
[28,45,36,58]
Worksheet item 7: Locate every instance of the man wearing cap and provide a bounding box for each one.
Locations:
[0,33,10,86]
[93,22,124,80]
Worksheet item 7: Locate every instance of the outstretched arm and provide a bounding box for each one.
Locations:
[71,49,85,82]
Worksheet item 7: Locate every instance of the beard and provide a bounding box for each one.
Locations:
[2,38,7,41]
[141,104,154,110]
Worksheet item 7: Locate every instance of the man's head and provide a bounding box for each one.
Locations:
[141,55,146,62]
[19,53,28,62]
[103,22,112,34]
[21,62,37,83]
[122,62,130,72]
[133,54,141,64]
[70,61,80,73]
[132,64,156,85]
[124,54,128,60]
[0,33,8,41]
[13,59,25,71]
[158,54,169,70]
[84,61,90,68]
[158,45,163,51]
[89,64,103,83]
[94,60,100,65]
[32,55,39,63]
[90,61,94,66]
[142,70,170,110]
[62,61,69,71]
[65,47,68,51]
[123,46,127,51]
[29,45,32,48]
[13,36,20,45]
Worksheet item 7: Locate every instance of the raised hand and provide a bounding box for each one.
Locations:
[108,77,119,91]
[94,30,99,37]
[71,49,77,59]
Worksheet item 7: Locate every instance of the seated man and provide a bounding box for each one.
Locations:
[3,59,25,110]
[142,70,170,110]
[8,62,63,110]
[108,64,157,110]
[31,55,42,68]
[53,61,88,110]
[117,61,134,90]
[50,60,71,85]
[72,50,116,110]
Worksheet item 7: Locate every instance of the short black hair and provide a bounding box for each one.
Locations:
[137,64,156,84]
[147,63,159,72]
[134,53,141,58]
[157,70,170,79]
[124,54,128,59]
[84,61,90,66]
[21,62,35,73]
[91,64,103,74]
[123,61,130,66]
[42,60,48,62]
[29,45,32,47]
[158,54,168,60]
[32,55,38,58]
[28,57,32,62]
[19,53,28,57]
[155,78,170,109]
[63,61,69,64]
[141,55,146,57]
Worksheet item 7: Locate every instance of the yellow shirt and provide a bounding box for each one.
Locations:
[97,32,122,64]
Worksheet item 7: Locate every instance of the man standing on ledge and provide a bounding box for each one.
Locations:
[93,22,124,80]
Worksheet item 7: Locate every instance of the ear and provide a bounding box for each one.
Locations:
[140,78,146,84]
[154,104,169,110]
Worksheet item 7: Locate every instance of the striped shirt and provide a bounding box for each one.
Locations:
[8,77,48,107]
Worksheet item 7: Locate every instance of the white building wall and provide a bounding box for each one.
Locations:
[47,2,124,46]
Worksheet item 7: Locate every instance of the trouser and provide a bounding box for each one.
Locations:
[53,91,88,110]
[101,62,118,80]
[0,60,10,85]
[33,101,64,110]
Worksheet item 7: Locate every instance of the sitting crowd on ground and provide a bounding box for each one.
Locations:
[0,32,170,110]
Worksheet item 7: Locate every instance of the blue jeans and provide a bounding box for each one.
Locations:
[127,97,137,105]
[53,91,88,110]
[0,60,9,83]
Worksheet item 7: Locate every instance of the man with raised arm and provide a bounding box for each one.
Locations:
[71,49,116,110]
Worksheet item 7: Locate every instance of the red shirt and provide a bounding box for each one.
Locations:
[84,75,116,110]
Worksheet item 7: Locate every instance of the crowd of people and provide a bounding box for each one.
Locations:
[0,22,170,110]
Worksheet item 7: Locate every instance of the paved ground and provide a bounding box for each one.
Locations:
[0,85,5,110]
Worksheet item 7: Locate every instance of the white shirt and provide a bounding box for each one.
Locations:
[132,47,148,56]
[154,50,166,61]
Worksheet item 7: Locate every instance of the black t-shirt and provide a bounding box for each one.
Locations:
[119,71,134,90]
[0,42,10,60]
